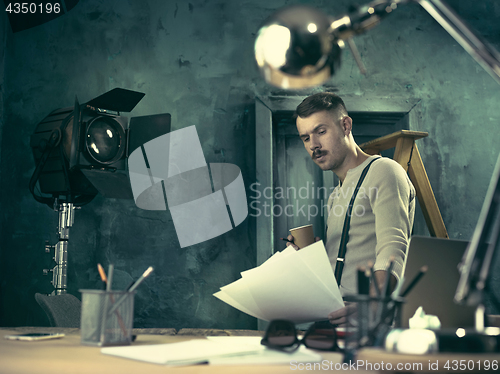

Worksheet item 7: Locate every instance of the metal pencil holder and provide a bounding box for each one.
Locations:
[343,294,405,351]
[80,289,135,346]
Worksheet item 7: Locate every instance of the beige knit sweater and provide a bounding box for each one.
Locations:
[326,155,416,295]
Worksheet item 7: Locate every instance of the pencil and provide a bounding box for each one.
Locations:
[401,265,428,297]
[97,263,107,286]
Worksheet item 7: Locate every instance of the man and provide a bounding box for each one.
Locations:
[288,92,415,325]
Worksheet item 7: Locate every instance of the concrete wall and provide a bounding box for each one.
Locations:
[1,0,499,328]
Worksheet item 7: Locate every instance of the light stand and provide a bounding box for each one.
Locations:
[29,100,95,295]
[30,88,146,295]
[30,88,171,298]
[43,201,75,295]
[29,120,92,296]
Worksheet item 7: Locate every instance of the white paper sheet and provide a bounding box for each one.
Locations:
[101,337,324,366]
[246,258,340,323]
[213,241,344,323]
[218,278,265,319]
[213,289,265,320]
[294,242,342,300]
[101,339,260,366]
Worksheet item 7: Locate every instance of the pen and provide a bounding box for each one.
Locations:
[357,266,370,345]
[401,265,428,297]
[280,237,293,243]
[108,266,154,316]
[357,266,370,295]
[128,266,154,293]
[97,264,127,336]
[106,264,114,292]
[370,275,407,345]
[124,266,154,291]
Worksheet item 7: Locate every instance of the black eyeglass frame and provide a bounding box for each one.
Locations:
[261,319,339,352]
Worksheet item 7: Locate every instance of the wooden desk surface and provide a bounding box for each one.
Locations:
[0,327,347,374]
[2,327,499,373]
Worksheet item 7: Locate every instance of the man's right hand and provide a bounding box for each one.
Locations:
[328,302,356,326]
[286,235,321,251]
[286,234,300,250]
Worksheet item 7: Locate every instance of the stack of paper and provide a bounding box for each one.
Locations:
[213,241,344,323]
[101,337,324,366]
[102,339,259,366]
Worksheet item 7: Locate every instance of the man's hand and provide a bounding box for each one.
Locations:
[285,235,321,250]
[328,302,356,326]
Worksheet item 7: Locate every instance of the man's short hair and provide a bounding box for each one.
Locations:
[294,92,348,119]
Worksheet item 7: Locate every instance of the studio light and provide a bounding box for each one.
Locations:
[30,88,148,206]
[29,88,171,294]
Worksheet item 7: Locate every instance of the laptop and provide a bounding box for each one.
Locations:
[401,236,477,328]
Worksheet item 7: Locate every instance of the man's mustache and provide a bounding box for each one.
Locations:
[312,150,327,159]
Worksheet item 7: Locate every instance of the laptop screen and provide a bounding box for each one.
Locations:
[402,236,477,328]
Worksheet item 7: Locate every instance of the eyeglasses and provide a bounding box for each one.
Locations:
[261,320,338,352]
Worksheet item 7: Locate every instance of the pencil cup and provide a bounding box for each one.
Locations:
[80,289,135,346]
[289,224,315,249]
[343,294,405,352]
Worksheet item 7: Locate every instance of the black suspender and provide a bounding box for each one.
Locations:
[334,158,378,285]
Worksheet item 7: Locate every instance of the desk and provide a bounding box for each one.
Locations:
[2,327,499,373]
[0,327,347,374]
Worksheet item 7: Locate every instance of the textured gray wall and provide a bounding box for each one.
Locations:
[1,0,499,328]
